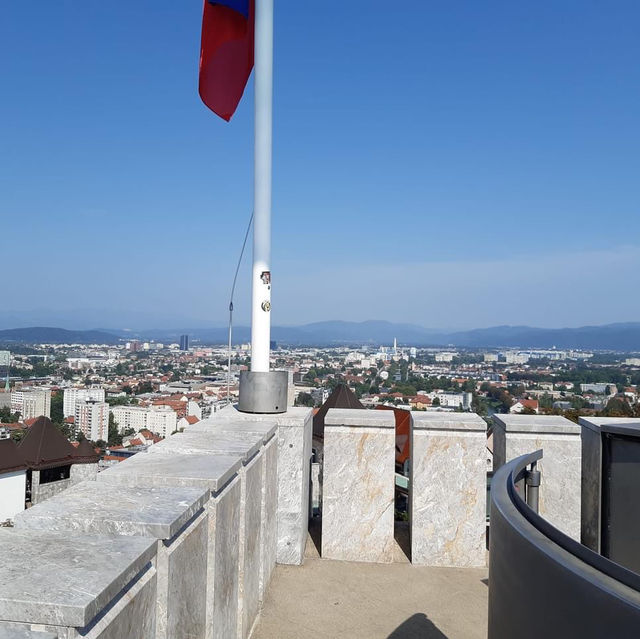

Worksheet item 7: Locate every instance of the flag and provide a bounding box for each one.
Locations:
[199,0,255,121]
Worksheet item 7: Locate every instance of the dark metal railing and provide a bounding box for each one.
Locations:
[488,450,640,639]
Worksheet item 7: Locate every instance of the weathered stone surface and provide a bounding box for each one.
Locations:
[492,414,581,540]
[411,413,487,567]
[197,406,313,566]
[14,482,207,539]
[238,452,264,639]
[259,436,278,603]
[0,627,57,639]
[15,482,208,639]
[270,408,313,565]
[97,451,242,494]
[0,529,157,628]
[149,431,262,462]
[207,476,241,639]
[69,462,97,485]
[30,471,71,505]
[322,409,396,563]
[72,565,157,639]
[96,451,245,639]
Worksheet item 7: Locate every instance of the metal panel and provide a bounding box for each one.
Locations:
[602,433,640,573]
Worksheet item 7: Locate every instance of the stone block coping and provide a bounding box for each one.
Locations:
[0,628,57,639]
[412,412,486,431]
[325,408,395,429]
[14,482,208,540]
[0,529,156,628]
[97,451,242,494]
[492,414,580,435]
[149,431,262,463]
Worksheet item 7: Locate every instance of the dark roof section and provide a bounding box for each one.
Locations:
[18,416,76,470]
[72,439,100,465]
[313,383,365,440]
[0,439,27,474]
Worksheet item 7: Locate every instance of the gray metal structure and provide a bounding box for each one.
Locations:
[489,450,640,639]
[581,419,640,572]
[238,370,288,414]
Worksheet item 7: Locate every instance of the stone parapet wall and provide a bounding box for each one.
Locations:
[1,406,311,639]
[492,413,581,540]
[411,412,487,567]
[321,409,396,563]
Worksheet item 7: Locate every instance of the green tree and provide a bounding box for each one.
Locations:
[108,414,122,446]
[603,397,633,417]
[50,392,64,424]
[295,392,315,408]
[0,407,20,423]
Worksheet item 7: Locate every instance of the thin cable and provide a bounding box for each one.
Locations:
[228,211,254,404]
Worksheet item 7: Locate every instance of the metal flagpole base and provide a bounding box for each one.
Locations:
[238,370,288,414]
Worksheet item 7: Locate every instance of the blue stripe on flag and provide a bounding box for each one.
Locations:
[208,0,250,19]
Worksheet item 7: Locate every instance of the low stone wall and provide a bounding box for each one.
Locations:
[492,414,581,540]
[69,461,98,485]
[0,407,312,639]
[30,473,71,505]
[321,409,396,563]
[411,412,487,567]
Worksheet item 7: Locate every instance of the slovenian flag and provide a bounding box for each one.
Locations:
[199,0,255,121]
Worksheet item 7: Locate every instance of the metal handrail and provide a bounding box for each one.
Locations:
[498,450,640,594]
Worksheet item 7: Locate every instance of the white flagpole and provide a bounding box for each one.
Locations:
[250,0,273,373]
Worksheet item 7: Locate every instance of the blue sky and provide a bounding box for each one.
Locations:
[2,1,639,330]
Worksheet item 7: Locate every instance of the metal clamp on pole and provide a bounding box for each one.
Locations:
[525,461,541,514]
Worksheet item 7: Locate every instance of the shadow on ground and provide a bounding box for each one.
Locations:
[387,613,448,638]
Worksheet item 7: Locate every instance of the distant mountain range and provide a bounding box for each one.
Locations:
[1,321,639,351]
[0,327,121,345]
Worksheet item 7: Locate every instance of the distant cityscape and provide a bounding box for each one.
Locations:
[1,333,639,459]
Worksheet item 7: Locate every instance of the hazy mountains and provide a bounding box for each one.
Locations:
[1,320,639,351]
[0,327,121,345]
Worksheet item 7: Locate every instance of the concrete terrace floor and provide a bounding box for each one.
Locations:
[251,521,489,639]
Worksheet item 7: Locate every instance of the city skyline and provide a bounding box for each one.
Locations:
[3,2,639,328]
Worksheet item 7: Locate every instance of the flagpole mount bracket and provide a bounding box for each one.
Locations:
[238,370,288,414]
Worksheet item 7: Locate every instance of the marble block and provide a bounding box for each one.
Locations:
[97,452,243,639]
[237,450,264,639]
[270,408,313,565]
[149,431,262,463]
[0,529,157,638]
[579,417,640,552]
[14,483,209,639]
[492,414,581,540]
[259,436,278,603]
[411,412,487,567]
[97,451,242,493]
[322,409,396,563]
[0,627,56,639]
[188,406,313,566]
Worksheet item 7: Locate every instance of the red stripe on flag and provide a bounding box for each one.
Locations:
[199,0,255,121]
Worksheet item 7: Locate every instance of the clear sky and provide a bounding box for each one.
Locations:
[2,1,639,330]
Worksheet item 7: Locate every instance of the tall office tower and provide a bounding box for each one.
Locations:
[179,335,190,351]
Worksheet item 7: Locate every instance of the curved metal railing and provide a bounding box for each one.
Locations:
[488,450,640,639]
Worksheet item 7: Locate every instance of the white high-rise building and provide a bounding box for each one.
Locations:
[110,406,148,434]
[10,388,51,420]
[110,405,177,439]
[75,400,109,442]
[147,406,177,439]
[63,388,106,417]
